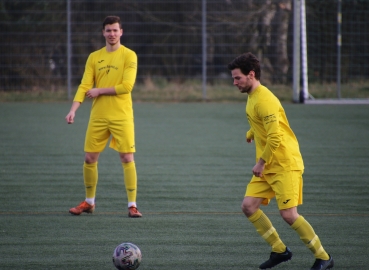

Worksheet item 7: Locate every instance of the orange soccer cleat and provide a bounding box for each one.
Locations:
[128,206,142,218]
[69,201,95,215]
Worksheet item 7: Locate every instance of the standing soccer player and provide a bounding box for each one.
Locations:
[228,52,333,269]
[65,16,142,218]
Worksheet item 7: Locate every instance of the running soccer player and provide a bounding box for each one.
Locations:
[65,15,142,218]
[228,52,333,270]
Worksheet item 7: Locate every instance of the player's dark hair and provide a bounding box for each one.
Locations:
[228,52,261,80]
[103,16,122,29]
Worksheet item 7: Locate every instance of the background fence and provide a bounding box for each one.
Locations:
[1,0,368,100]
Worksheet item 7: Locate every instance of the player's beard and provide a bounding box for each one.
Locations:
[239,85,252,94]
[107,39,119,46]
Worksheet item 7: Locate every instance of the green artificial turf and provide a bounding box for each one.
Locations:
[0,102,368,269]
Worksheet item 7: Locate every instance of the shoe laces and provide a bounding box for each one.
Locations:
[78,201,91,208]
[129,206,139,213]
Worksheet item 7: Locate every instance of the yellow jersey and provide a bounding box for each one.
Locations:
[73,45,137,120]
[246,85,304,173]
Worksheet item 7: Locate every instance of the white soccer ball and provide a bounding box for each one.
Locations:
[112,242,142,270]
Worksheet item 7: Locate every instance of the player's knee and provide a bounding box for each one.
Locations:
[242,197,264,217]
[119,153,134,163]
[241,202,249,215]
[241,200,255,217]
[279,208,299,225]
[84,153,99,164]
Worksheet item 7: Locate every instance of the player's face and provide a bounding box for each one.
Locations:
[103,23,123,46]
[231,68,253,94]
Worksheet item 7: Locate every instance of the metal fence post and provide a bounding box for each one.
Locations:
[337,0,342,99]
[67,0,72,100]
[202,0,207,101]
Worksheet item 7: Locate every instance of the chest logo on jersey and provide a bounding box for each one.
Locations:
[98,60,104,63]
[98,64,119,73]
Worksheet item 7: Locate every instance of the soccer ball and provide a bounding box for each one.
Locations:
[112,242,142,270]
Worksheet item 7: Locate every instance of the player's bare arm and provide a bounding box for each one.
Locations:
[86,87,116,98]
[65,101,81,124]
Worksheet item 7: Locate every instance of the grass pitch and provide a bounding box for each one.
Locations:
[0,102,368,269]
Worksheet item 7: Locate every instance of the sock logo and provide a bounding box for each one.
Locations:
[283,199,291,204]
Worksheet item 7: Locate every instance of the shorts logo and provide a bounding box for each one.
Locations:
[283,199,291,204]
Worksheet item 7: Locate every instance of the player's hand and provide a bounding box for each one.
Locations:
[246,138,253,143]
[252,165,263,177]
[86,88,100,98]
[252,159,265,177]
[65,112,75,124]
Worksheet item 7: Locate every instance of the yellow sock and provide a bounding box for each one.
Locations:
[122,162,137,204]
[248,209,286,253]
[291,216,329,260]
[83,162,98,199]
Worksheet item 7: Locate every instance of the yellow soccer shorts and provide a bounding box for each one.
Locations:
[84,118,136,153]
[245,170,303,210]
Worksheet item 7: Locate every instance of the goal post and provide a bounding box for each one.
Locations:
[293,0,311,103]
[292,0,301,103]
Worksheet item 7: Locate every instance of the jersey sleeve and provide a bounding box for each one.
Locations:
[73,53,95,103]
[256,100,282,164]
[115,50,138,95]
[246,129,254,140]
